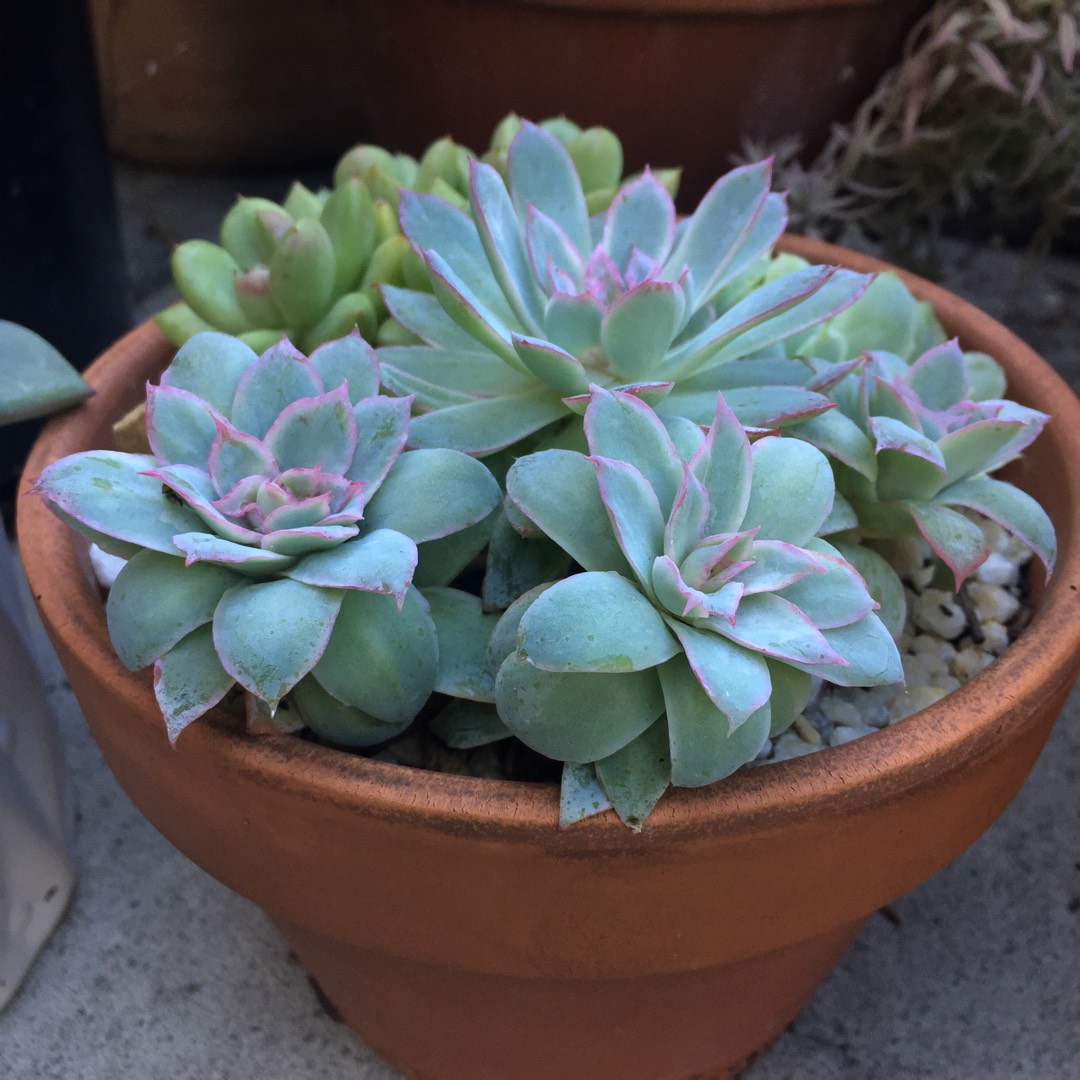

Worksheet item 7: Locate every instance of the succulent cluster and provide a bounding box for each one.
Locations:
[157,115,663,357]
[35,333,500,743]
[37,117,1058,829]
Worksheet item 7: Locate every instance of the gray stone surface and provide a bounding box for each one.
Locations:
[1,165,1078,1078]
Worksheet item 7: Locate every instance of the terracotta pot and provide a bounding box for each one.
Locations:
[17,238,1080,1080]
[89,0,928,193]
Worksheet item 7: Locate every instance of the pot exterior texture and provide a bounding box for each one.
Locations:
[89,0,927,191]
[18,239,1080,1080]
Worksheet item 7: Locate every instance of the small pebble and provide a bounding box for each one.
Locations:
[912,588,967,640]
[771,732,821,761]
[89,544,127,587]
[829,723,878,747]
[952,644,995,681]
[887,684,950,723]
[967,582,1021,624]
[974,551,1019,587]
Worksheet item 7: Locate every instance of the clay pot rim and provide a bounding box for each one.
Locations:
[18,235,1080,844]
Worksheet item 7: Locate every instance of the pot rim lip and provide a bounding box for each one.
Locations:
[17,235,1080,842]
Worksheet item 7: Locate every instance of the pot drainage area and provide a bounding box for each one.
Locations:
[1,168,1079,1080]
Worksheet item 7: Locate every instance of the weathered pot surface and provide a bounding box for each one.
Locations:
[18,238,1080,1080]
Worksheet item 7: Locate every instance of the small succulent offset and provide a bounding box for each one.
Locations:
[378,121,873,456]
[813,339,1056,588]
[489,386,901,828]
[34,332,500,743]
[157,115,650,357]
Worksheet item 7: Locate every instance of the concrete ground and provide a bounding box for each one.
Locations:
[1,167,1079,1079]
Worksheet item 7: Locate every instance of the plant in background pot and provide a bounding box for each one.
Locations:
[16,117,1080,1080]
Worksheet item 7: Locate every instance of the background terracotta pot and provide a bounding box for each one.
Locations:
[90,0,929,200]
[18,238,1080,1080]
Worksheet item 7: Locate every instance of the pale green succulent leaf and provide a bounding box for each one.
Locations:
[424,586,499,701]
[600,282,685,381]
[517,571,678,673]
[285,528,417,599]
[705,385,833,429]
[495,653,664,763]
[935,475,1055,572]
[706,268,872,370]
[591,457,666,588]
[525,206,585,292]
[764,659,812,738]
[595,718,672,831]
[776,540,877,629]
[144,383,223,468]
[407,385,567,455]
[314,587,437,725]
[229,340,324,439]
[213,579,342,708]
[154,625,236,744]
[413,508,499,588]
[870,416,948,500]
[264,384,356,474]
[938,414,1046,486]
[816,272,936,361]
[906,340,968,409]
[713,592,845,666]
[660,658,771,787]
[382,285,495,352]
[660,159,773,304]
[172,240,254,333]
[664,465,708,564]
[742,436,834,545]
[470,160,547,331]
[347,394,412,488]
[830,540,906,639]
[430,698,513,749]
[905,500,990,589]
[268,219,337,331]
[154,302,215,348]
[507,121,591,255]
[488,583,556,671]
[320,178,377,295]
[964,351,1008,401]
[308,332,380,404]
[0,321,90,424]
[792,409,878,481]
[107,549,242,671]
[363,447,500,542]
[483,512,572,611]
[159,332,258,415]
[701,193,787,302]
[424,250,524,368]
[291,673,405,747]
[784,611,904,687]
[560,762,613,828]
[398,190,517,322]
[512,334,590,395]
[542,291,603,359]
[584,385,684,515]
[379,344,536,398]
[689,393,752,536]
[505,450,633,574]
[819,490,859,535]
[33,451,205,556]
[172,532,297,574]
[665,619,771,730]
[601,171,675,268]
[220,197,286,270]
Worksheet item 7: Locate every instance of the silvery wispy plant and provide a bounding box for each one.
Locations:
[34,332,500,745]
[377,121,874,456]
[157,115,647,357]
[802,339,1056,589]
[433,386,902,829]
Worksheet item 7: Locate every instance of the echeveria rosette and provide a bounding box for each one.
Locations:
[811,340,1056,590]
[377,120,874,457]
[495,386,902,829]
[34,331,500,745]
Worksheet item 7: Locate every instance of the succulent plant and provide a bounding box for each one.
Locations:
[482,385,902,828]
[157,115,650,358]
[803,339,1057,589]
[34,331,500,744]
[378,121,873,457]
